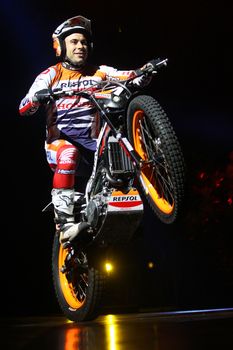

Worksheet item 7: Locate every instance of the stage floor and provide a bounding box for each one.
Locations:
[2,308,233,349]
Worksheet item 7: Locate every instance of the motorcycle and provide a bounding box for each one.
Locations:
[41,58,186,321]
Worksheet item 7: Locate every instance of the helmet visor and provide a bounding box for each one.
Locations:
[53,15,92,38]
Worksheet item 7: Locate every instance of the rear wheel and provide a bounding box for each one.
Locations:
[127,95,185,224]
[52,233,105,321]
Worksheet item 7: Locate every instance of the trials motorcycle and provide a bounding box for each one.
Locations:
[41,58,186,321]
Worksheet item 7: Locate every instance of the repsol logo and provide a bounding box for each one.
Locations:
[112,196,137,202]
[59,79,98,89]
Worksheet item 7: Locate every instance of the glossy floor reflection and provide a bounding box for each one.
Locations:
[2,308,233,350]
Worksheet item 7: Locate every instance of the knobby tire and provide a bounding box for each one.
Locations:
[127,95,185,224]
[52,233,105,322]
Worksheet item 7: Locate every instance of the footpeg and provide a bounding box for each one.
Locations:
[60,222,94,248]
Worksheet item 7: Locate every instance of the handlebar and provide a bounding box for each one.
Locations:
[135,58,168,76]
[147,57,168,72]
[32,89,93,103]
[32,57,168,103]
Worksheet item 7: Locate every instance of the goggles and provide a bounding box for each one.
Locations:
[53,15,92,37]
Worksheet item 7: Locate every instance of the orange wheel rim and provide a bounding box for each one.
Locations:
[132,110,174,214]
[58,246,85,309]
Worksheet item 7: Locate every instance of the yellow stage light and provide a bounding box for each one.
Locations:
[105,262,113,273]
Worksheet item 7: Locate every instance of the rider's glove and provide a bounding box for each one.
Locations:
[132,64,153,87]
[145,58,168,73]
[33,89,54,104]
[144,58,165,72]
[132,58,166,87]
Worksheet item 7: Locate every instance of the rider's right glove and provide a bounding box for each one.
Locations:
[33,89,54,104]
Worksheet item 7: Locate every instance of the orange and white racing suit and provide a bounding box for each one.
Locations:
[19,62,147,189]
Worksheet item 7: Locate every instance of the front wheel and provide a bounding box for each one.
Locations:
[52,233,105,322]
[127,95,185,224]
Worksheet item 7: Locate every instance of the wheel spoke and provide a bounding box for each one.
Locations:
[76,282,86,301]
[138,115,174,204]
[59,247,89,308]
[80,273,88,287]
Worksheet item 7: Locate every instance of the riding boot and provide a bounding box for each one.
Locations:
[52,188,90,246]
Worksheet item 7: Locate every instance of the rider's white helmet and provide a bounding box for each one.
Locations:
[52,15,93,59]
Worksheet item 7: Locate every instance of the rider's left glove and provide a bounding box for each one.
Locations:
[132,63,153,87]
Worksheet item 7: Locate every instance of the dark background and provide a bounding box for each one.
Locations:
[1,0,233,316]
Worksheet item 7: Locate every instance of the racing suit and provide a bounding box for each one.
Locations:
[19,61,150,243]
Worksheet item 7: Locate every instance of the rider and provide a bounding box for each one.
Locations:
[19,15,152,246]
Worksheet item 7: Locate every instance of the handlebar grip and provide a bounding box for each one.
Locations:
[148,58,168,70]
[134,68,143,76]
[31,96,39,103]
[140,58,168,75]
[33,89,54,104]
